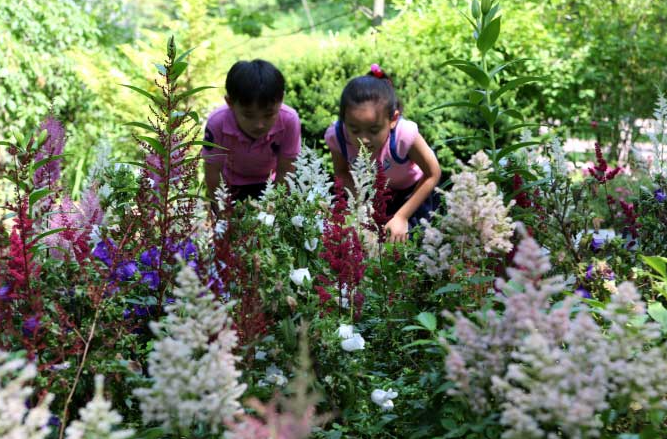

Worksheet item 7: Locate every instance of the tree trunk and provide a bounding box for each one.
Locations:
[372,0,385,26]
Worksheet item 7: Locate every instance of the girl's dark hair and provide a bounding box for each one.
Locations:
[225,59,285,107]
[339,68,401,122]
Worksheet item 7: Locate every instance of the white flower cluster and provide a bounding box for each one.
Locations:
[419,151,515,276]
[370,388,398,411]
[346,147,376,232]
[647,93,667,177]
[134,265,246,433]
[285,145,333,205]
[0,351,53,439]
[65,375,134,439]
[547,135,567,180]
[444,228,667,438]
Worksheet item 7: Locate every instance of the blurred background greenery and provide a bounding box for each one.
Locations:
[2,0,666,197]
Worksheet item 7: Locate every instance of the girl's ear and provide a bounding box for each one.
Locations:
[224,95,233,108]
[389,110,400,129]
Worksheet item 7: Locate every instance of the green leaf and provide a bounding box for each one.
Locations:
[175,86,216,103]
[479,105,499,126]
[167,193,207,203]
[427,100,479,113]
[497,141,541,161]
[175,47,196,63]
[642,255,667,278]
[416,312,437,332]
[499,122,541,134]
[116,160,162,176]
[187,140,226,150]
[648,302,667,330]
[477,17,501,53]
[489,58,530,78]
[29,188,52,210]
[442,59,490,88]
[468,89,486,104]
[153,63,167,75]
[30,227,69,246]
[501,108,524,121]
[125,122,156,132]
[491,76,546,102]
[402,325,427,332]
[31,154,67,174]
[120,84,161,104]
[169,61,188,81]
[435,283,462,294]
[138,136,168,157]
[402,339,438,349]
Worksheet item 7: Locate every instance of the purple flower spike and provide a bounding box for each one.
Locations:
[22,316,40,336]
[92,239,117,266]
[115,261,138,282]
[179,240,197,261]
[585,264,594,280]
[655,189,666,202]
[140,246,160,267]
[575,286,592,299]
[0,284,11,301]
[123,309,132,320]
[590,236,604,252]
[141,271,160,290]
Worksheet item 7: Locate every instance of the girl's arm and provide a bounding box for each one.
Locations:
[331,149,355,193]
[385,133,441,243]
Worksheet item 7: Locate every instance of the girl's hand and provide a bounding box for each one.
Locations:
[385,215,409,243]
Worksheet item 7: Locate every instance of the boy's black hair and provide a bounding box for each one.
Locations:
[339,69,401,122]
[225,59,285,107]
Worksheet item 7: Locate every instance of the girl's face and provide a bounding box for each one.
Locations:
[226,97,281,140]
[344,101,398,152]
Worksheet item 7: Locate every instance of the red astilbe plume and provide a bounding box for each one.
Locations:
[365,163,392,244]
[318,178,367,320]
[6,202,41,293]
[512,173,532,209]
[588,143,622,183]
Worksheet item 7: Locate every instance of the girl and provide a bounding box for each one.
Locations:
[324,64,442,243]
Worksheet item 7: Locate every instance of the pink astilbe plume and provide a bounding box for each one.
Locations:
[444,225,667,438]
[33,116,65,190]
[224,399,316,439]
[42,188,104,263]
[588,142,622,183]
[366,163,391,244]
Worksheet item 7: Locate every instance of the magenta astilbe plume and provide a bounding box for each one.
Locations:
[33,116,65,190]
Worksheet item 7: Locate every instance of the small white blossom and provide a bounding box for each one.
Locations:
[337,324,355,339]
[254,350,267,361]
[290,268,311,286]
[341,333,365,352]
[291,215,305,227]
[371,389,398,411]
[264,364,288,387]
[304,238,318,252]
[215,220,228,236]
[257,211,275,227]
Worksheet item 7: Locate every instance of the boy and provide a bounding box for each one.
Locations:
[202,59,301,204]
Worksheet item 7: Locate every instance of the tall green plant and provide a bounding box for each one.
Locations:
[435,0,545,179]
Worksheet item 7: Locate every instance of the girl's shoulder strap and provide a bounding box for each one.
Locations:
[335,120,349,162]
[389,118,409,164]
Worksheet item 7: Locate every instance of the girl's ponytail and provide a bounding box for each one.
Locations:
[339,64,401,122]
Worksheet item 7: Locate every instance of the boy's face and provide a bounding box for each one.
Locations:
[226,97,282,140]
[344,101,398,152]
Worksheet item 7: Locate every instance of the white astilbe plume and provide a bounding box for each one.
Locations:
[284,145,333,205]
[547,136,567,179]
[215,179,232,211]
[65,375,134,439]
[0,351,53,439]
[259,177,276,202]
[133,265,246,433]
[647,93,667,177]
[346,146,377,233]
[444,227,667,438]
[419,151,514,276]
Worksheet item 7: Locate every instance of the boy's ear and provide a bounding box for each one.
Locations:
[389,110,400,129]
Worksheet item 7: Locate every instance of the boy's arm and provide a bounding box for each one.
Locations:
[385,133,441,243]
[275,156,296,184]
[204,161,224,214]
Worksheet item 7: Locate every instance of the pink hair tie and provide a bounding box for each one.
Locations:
[370,63,383,78]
